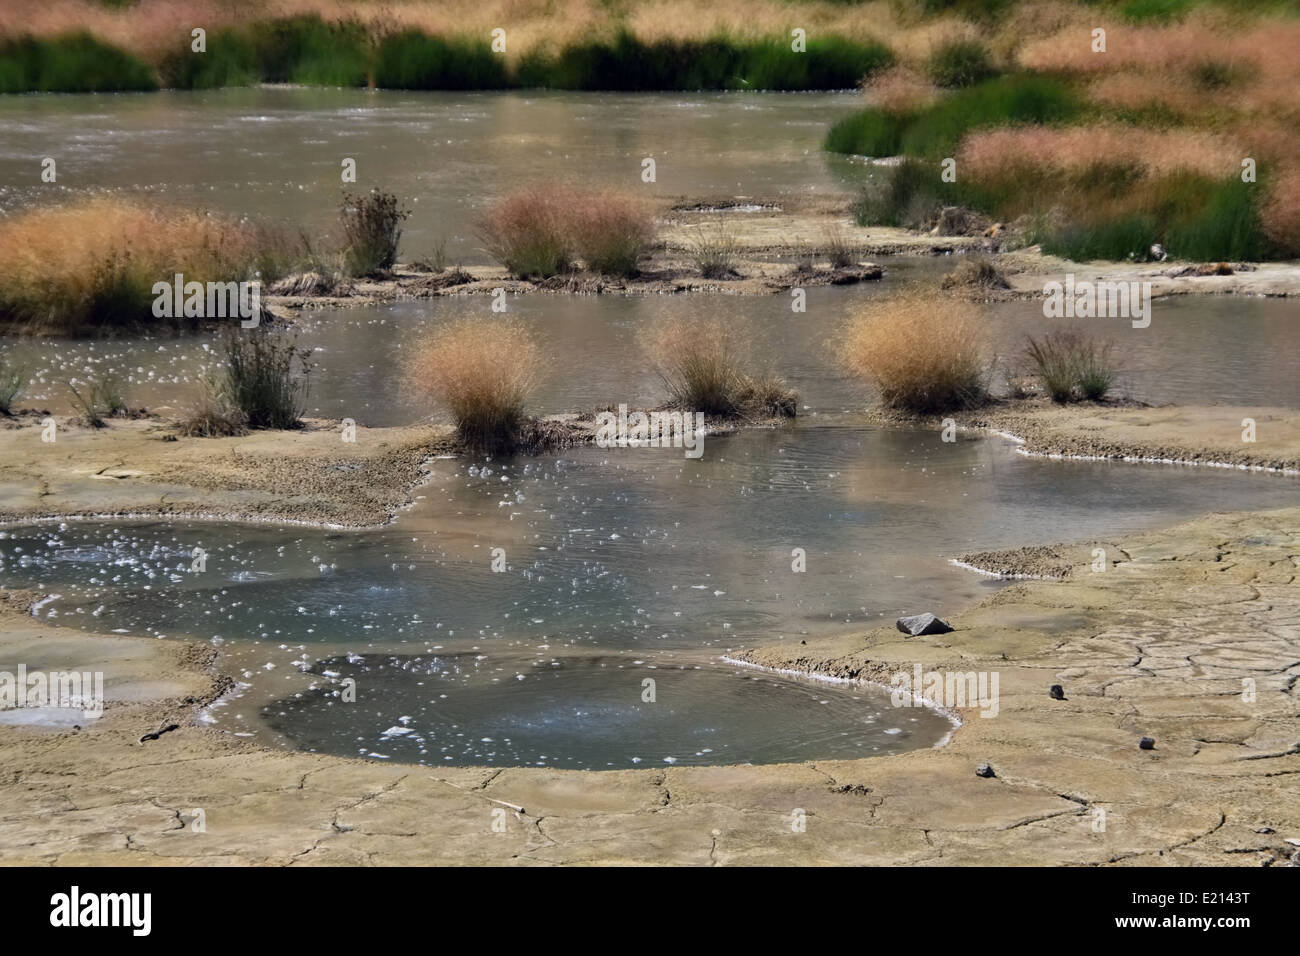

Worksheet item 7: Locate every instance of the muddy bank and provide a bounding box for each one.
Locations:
[952,399,1300,474]
[0,416,455,529]
[2,503,1297,865]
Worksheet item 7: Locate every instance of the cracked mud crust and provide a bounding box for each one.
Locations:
[1,506,1297,865]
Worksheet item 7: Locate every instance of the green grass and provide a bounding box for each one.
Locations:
[516,32,892,91]
[1041,176,1267,261]
[373,32,509,89]
[221,329,312,430]
[4,21,892,94]
[0,33,157,93]
[827,74,1081,158]
[926,39,998,88]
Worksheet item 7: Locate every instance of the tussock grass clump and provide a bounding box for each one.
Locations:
[411,239,449,274]
[342,191,409,277]
[0,353,25,415]
[823,224,858,268]
[67,372,127,428]
[178,385,249,438]
[408,318,543,453]
[644,315,795,419]
[478,188,574,279]
[478,187,655,279]
[926,39,997,88]
[1023,331,1118,403]
[686,222,739,279]
[570,194,656,277]
[221,329,312,430]
[941,257,1009,291]
[0,199,304,334]
[842,297,991,414]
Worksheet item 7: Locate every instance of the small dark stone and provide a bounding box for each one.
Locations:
[1139,736,1156,750]
[1049,684,1066,700]
[975,763,996,778]
[800,640,806,645]
[896,612,954,636]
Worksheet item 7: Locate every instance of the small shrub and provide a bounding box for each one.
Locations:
[341,191,409,277]
[842,297,990,413]
[221,329,312,429]
[927,40,997,89]
[478,187,655,279]
[687,222,738,279]
[408,318,543,453]
[1077,341,1118,400]
[1022,331,1118,403]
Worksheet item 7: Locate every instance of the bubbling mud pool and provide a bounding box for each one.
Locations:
[3,424,1299,768]
[254,652,954,769]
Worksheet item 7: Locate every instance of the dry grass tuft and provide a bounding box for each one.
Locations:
[477,186,655,279]
[842,295,990,414]
[0,198,301,333]
[644,314,794,418]
[407,317,544,452]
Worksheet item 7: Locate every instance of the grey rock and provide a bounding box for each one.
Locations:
[896,612,953,636]
[1049,684,1066,700]
[975,763,996,778]
[1139,736,1156,750]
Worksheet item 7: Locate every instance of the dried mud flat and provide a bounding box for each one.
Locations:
[0,402,1297,864]
[0,505,1297,866]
